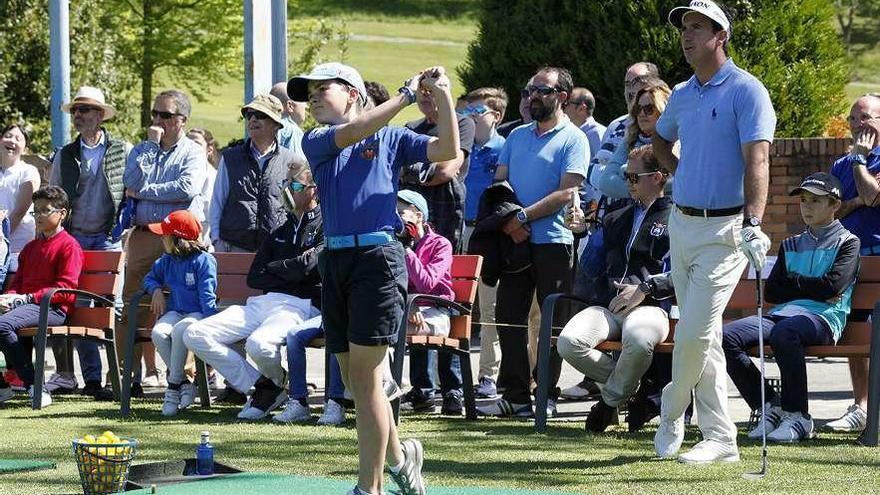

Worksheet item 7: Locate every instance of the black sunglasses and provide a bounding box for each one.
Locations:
[527,85,560,97]
[637,103,657,116]
[151,109,181,120]
[244,110,270,121]
[71,106,99,115]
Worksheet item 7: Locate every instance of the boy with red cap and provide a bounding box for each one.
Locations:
[143,210,218,416]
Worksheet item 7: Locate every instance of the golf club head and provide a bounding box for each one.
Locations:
[742,470,766,480]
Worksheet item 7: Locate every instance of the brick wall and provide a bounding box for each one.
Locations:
[765,137,850,249]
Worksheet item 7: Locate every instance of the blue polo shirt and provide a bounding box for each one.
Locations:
[656,59,776,209]
[464,132,505,222]
[302,125,431,236]
[830,146,880,251]
[499,118,589,244]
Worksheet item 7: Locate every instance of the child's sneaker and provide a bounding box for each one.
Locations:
[388,438,426,495]
[28,386,52,408]
[142,369,166,388]
[474,376,497,398]
[767,411,816,443]
[748,404,783,440]
[161,389,182,417]
[824,403,867,432]
[44,373,77,394]
[476,398,532,417]
[317,399,345,426]
[273,398,311,423]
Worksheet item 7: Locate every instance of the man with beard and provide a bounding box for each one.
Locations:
[476,66,589,417]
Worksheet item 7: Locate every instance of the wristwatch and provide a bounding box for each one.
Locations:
[743,216,761,228]
[515,209,528,224]
[398,86,417,105]
[853,154,868,166]
[638,279,654,296]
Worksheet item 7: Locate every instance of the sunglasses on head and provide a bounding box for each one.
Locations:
[637,103,657,116]
[71,106,99,115]
[623,171,658,184]
[151,109,180,120]
[527,85,560,97]
[244,110,270,121]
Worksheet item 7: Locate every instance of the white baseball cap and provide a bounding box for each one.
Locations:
[287,62,368,106]
[668,0,730,33]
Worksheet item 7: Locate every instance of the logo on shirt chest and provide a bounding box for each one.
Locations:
[360,142,378,160]
[185,272,195,286]
[649,222,667,238]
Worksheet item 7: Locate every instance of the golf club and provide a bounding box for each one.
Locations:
[743,268,768,480]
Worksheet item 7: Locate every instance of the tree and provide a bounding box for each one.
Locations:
[460,0,850,137]
[834,0,880,55]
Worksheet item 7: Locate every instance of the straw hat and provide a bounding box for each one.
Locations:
[60,86,117,121]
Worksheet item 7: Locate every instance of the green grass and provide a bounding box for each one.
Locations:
[0,397,878,494]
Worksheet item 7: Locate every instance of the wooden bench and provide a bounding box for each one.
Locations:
[120,252,328,416]
[534,256,880,443]
[390,255,483,421]
[21,250,125,410]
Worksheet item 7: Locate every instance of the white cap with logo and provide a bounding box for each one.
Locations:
[668,0,730,33]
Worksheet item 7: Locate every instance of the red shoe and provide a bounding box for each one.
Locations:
[4,370,25,391]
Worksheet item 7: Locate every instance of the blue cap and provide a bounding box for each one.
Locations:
[397,189,429,222]
[287,62,368,106]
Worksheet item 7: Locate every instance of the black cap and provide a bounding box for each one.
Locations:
[789,172,842,200]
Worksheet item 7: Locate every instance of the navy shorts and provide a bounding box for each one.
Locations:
[319,242,407,354]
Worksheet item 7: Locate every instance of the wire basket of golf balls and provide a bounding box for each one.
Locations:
[72,431,138,495]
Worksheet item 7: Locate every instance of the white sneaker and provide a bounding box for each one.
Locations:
[178,382,196,410]
[560,380,600,400]
[28,386,52,408]
[654,416,684,458]
[273,398,312,423]
[161,389,181,417]
[767,411,816,443]
[317,399,345,426]
[238,389,287,420]
[388,438,426,495]
[142,369,167,388]
[748,404,783,440]
[0,387,14,403]
[476,399,533,417]
[44,373,77,393]
[824,403,867,432]
[546,399,558,418]
[678,439,740,464]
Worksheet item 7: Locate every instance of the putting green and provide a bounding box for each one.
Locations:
[0,459,55,473]
[126,472,573,494]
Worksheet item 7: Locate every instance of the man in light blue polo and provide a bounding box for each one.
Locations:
[476,66,589,418]
[651,0,776,464]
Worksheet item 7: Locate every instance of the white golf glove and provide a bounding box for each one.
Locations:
[740,225,771,271]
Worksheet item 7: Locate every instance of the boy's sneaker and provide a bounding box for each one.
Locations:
[317,399,346,426]
[141,369,166,388]
[824,403,867,432]
[161,389,182,417]
[476,398,533,418]
[388,438,426,495]
[239,387,287,420]
[440,391,463,416]
[747,404,783,440]
[654,416,684,458]
[560,379,600,400]
[28,386,52,408]
[273,398,312,423]
[44,373,77,394]
[474,376,497,398]
[0,386,14,403]
[767,411,816,443]
[400,389,436,413]
[178,382,196,410]
[4,370,25,391]
[678,439,740,464]
[585,399,617,432]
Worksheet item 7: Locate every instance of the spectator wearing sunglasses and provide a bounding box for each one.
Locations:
[597,82,673,200]
[48,86,132,401]
[209,94,304,253]
[476,66,589,418]
[122,89,207,396]
[564,87,606,161]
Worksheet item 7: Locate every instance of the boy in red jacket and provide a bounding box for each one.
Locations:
[0,186,83,407]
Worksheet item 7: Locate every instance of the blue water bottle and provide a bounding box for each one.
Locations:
[196,431,214,475]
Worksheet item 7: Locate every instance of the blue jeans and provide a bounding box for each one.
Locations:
[66,232,122,384]
[409,348,463,396]
[286,316,345,401]
[0,304,67,387]
[722,314,832,414]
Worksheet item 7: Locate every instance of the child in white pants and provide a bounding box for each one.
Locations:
[144,210,218,417]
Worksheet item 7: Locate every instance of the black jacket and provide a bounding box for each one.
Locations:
[466,181,531,286]
[596,196,673,307]
[247,206,323,307]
